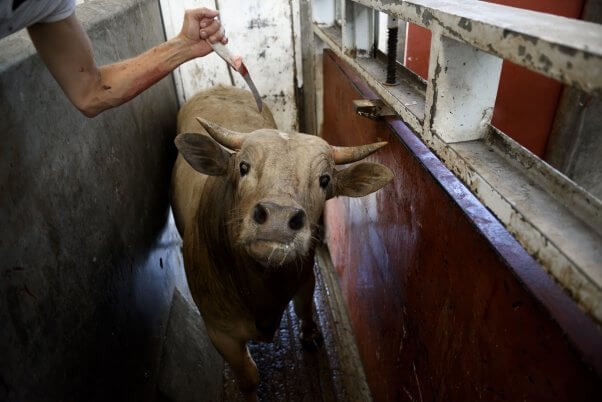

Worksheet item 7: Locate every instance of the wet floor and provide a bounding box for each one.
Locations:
[221,258,361,402]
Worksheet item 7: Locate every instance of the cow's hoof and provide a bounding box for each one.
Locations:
[300,329,324,351]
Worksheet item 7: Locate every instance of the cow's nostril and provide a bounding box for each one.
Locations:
[288,210,306,231]
[253,204,268,225]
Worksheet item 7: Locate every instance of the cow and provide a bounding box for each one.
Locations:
[170,85,393,399]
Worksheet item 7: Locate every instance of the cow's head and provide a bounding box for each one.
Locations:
[175,118,393,268]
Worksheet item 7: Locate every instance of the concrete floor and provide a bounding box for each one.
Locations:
[157,247,370,402]
[221,259,363,402]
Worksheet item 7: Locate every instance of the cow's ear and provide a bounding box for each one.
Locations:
[175,133,231,176]
[331,162,394,198]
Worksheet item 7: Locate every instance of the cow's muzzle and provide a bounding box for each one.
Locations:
[244,201,310,267]
[252,201,306,239]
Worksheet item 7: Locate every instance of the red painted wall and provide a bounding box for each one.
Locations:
[322,49,602,402]
[404,0,585,156]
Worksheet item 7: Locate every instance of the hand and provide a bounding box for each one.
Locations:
[178,7,228,59]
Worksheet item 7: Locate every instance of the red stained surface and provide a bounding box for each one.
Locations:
[490,62,563,156]
[404,24,431,80]
[322,49,601,402]
[404,0,584,157]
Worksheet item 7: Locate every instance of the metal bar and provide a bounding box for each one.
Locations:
[314,24,425,133]
[311,0,602,327]
[424,32,503,142]
[351,0,602,96]
[484,125,602,236]
[342,0,375,58]
[385,14,399,85]
[449,136,602,324]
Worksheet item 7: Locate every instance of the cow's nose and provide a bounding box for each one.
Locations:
[288,209,306,231]
[253,203,268,225]
[252,202,306,231]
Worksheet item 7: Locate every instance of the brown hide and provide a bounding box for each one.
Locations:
[171,86,293,339]
[170,85,393,396]
[171,85,277,237]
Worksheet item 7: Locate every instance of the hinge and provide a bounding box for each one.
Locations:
[353,99,396,119]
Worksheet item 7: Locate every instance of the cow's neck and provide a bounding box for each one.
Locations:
[196,176,314,331]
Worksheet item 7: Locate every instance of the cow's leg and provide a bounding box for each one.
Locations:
[293,269,323,350]
[206,327,259,400]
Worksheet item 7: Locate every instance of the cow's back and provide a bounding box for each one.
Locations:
[171,85,277,236]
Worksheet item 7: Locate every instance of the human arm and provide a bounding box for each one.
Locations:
[27,8,226,117]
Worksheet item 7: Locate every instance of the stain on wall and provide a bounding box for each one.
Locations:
[160,0,300,132]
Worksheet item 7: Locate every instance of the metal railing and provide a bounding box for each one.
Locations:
[311,0,602,325]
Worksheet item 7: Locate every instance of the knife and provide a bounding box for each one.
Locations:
[209,41,263,112]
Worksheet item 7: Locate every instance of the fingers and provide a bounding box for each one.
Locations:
[194,7,219,19]
[184,7,219,27]
[179,6,229,54]
[200,18,227,44]
[206,28,228,45]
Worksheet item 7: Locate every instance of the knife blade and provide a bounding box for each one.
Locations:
[209,41,263,112]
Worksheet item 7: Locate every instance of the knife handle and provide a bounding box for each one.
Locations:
[209,41,242,71]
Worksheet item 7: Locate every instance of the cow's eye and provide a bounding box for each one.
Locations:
[240,161,250,176]
[319,174,330,188]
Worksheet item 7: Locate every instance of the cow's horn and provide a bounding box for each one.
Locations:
[196,117,246,150]
[332,142,388,164]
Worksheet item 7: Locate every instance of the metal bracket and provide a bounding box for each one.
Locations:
[353,99,396,119]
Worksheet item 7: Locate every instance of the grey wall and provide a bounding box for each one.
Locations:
[0,0,189,400]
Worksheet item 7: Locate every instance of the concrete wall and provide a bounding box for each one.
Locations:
[159,0,303,133]
[0,0,200,400]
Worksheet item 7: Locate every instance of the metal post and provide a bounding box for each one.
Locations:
[385,14,398,85]
[424,32,503,143]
